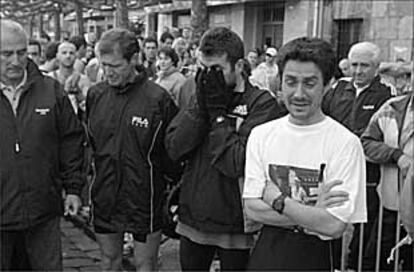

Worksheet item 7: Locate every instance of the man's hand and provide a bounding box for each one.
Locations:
[262,180,282,207]
[315,180,349,209]
[397,154,413,179]
[64,194,82,216]
[202,67,233,122]
[64,73,81,95]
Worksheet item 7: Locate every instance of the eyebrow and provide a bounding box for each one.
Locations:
[285,74,319,81]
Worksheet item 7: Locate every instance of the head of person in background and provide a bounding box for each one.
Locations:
[198,27,245,90]
[265,47,277,66]
[246,49,259,70]
[39,41,59,73]
[0,19,28,87]
[277,37,335,125]
[97,28,140,88]
[69,35,87,60]
[160,32,174,48]
[28,39,42,66]
[56,42,77,70]
[162,26,170,33]
[338,58,351,77]
[157,46,179,74]
[143,37,158,62]
[348,41,381,88]
[85,43,95,62]
[172,37,187,58]
[182,26,192,41]
[189,39,199,59]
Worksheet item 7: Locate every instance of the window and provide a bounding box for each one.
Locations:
[334,19,363,60]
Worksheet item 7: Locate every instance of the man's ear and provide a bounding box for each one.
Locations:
[235,59,244,74]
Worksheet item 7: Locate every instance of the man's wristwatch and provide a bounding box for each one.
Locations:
[272,193,287,214]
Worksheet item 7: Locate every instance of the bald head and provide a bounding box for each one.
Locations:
[0,19,28,86]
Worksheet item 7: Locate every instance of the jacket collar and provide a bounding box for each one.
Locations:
[344,75,383,93]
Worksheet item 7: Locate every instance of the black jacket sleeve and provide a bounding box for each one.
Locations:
[56,86,86,196]
[165,94,210,162]
[208,91,281,178]
[159,92,183,182]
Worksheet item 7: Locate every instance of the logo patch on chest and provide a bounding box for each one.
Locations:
[131,116,149,128]
[35,108,50,115]
[362,104,375,110]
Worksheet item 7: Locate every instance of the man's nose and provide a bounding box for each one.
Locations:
[10,52,21,65]
[292,84,306,97]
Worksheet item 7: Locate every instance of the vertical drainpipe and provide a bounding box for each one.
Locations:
[312,0,319,37]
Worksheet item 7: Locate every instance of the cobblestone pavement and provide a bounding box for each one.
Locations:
[61,218,183,271]
[61,219,101,271]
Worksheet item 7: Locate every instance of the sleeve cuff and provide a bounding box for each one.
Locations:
[391,149,404,163]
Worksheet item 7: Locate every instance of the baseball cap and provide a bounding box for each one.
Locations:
[266,47,277,57]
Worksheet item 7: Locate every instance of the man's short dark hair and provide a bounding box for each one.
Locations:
[276,37,336,86]
[143,37,158,48]
[98,28,140,62]
[158,46,179,67]
[28,39,41,53]
[44,42,59,61]
[160,32,174,43]
[198,27,244,67]
[69,35,87,51]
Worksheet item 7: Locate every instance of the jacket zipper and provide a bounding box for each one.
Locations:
[147,120,163,233]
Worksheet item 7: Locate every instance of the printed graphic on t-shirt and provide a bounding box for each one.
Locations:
[268,164,324,205]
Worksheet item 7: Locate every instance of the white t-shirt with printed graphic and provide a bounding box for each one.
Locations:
[243,115,367,229]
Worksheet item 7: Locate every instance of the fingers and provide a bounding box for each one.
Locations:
[321,180,343,192]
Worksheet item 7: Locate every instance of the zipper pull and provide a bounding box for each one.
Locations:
[15,141,20,153]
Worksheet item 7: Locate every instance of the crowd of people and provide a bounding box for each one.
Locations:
[0,18,413,272]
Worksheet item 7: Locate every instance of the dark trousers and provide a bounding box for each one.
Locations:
[248,225,332,271]
[0,217,62,271]
[348,186,380,270]
[363,208,413,271]
[180,235,250,271]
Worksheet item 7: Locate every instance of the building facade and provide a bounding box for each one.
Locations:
[144,0,413,62]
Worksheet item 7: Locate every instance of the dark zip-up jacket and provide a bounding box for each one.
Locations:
[0,61,85,231]
[322,75,393,184]
[165,81,284,234]
[86,74,180,235]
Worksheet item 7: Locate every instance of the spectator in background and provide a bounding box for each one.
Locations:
[172,37,188,71]
[181,26,192,47]
[361,91,413,271]
[250,47,280,96]
[142,37,158,80]
[155,46,186,107]
[69,35,87,74]
[160,31,175,48]
[47,41,91,117]
[39,41,59,73]
[246,49,260,71]
[27,39,42,66]
[338,58,352,78]
[322,41,393,271]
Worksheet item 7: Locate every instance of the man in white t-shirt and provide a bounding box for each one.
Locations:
[243,37,367,271]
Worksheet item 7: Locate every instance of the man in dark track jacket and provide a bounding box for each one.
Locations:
[0,19,85,271]
[86,28,179,271]
[322,41,393,270]
[165,27,283,271]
